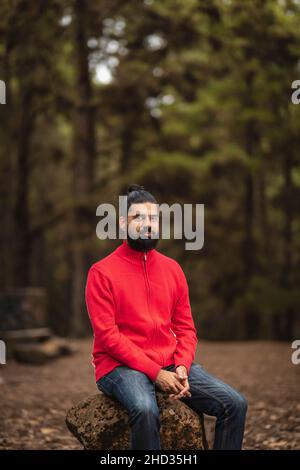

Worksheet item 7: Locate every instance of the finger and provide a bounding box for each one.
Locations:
[172,384,190,399]
[170,382,183,394]
[173,381,185,393]
[169,390,191,399]
[177,376,188,383]
[171,375,185,390]
[172,391,191,399]
[177,373,188,380]
[170,384,190,396]
[177,387,189,398]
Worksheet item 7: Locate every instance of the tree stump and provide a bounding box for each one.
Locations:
[66,390,208,450]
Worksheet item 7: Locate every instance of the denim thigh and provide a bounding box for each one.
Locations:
[96,366,159,416]
[178,361,248,417]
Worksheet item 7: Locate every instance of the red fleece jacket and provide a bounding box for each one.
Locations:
[85,240,198,383]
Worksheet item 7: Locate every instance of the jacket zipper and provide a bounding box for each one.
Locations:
[143,252,165,366]
[169,327,176,337]
[169,327,178,345]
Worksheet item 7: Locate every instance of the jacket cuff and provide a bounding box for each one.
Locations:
[147,363,162,382]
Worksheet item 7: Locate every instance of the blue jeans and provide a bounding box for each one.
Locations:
[96,361,248,450]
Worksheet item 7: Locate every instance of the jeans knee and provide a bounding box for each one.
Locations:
[131,399,160,422]
[222,391,248,419]
[234,393,248,416]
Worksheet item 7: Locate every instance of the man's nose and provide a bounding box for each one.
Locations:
[141,224,151,232]
[140,222,152,234]
[142,215,152,227]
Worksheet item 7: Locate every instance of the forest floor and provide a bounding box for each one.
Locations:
[0,339,299,450]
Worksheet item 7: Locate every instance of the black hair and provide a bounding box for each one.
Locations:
[126,184,157,213]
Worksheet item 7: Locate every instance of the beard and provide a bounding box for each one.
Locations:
[127,228,159,252]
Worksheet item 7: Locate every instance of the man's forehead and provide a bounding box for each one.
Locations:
[128,202,159,216]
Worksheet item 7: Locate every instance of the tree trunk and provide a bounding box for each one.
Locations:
[14,90,34,287]
[281,149,294,340]
[70,0,96,336]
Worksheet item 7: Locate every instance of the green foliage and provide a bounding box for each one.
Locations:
[1,0,300,339]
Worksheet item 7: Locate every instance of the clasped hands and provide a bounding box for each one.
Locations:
[155,365,191,399]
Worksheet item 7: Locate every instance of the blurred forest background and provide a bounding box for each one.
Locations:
[1,0,300,342]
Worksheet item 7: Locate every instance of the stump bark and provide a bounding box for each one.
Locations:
[66,390,208,450]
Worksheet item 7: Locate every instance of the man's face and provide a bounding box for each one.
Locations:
[120,202,160,252]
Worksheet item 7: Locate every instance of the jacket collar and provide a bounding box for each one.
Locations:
[116,239,157,265]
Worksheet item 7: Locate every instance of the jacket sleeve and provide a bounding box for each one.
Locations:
[171,264,198,375]
[85,266,162,382]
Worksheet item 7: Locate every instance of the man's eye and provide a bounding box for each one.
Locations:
[135,214,158,221]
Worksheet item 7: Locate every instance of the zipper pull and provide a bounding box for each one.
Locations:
[144,253,147,261]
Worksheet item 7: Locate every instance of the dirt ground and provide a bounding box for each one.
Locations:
[0,340,299,450]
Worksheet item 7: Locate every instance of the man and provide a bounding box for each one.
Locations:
[85,184,248,450]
